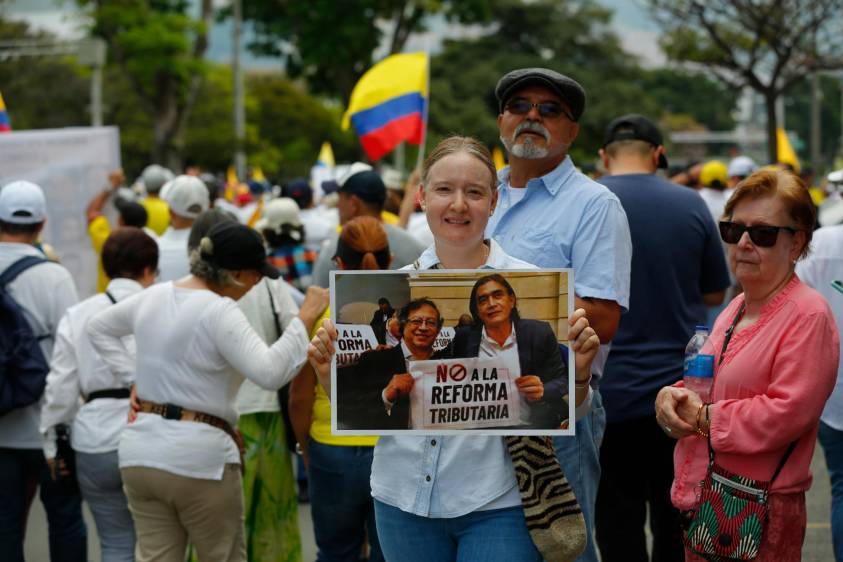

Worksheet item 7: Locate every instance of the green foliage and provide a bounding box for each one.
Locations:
[240,0,492,100]
[785,75,842,170]
[426,0,735,165]
[0,19,90,130]
[181,68,358,181]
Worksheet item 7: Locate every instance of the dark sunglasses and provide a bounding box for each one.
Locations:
[718,221,798,247]
[505,99,574,121]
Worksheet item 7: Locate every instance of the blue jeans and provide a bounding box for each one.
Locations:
[0,447,87,562]
[76,451,135,562]
[820,420,843,561]
[308,440,382,562]
[553,387,605,562]
[374,500,541,562]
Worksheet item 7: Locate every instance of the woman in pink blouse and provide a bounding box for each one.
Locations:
[655,169,839,560]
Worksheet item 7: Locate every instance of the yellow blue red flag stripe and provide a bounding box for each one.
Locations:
[0,92,10,132]
[342,53,428,161]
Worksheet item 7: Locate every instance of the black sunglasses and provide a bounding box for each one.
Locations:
[505,99,574,121]
[718,221,798,247]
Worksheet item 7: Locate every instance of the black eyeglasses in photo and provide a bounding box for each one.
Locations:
[718,221,798,247]
[505,99,574,121]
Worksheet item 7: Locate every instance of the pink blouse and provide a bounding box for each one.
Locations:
[672,274,840,511]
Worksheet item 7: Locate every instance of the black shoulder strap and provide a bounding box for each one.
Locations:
[105,291,117,304]
[0,256,48,289]
[266,282,283,340]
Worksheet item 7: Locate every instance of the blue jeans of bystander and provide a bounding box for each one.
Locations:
[308,440,382,562]
[374,500,541,562]
[0,447,87,562]
[76,450,135,562]
[820,420,843,561]
[553,387,605,562]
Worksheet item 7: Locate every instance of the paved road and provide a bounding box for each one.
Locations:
[25,447,833,561]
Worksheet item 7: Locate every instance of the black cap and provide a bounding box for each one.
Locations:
[602,114,669,169]
[114,197,148,228]
[202,221,280,279]
[495,68,586,121]
[283,178,313,209]
[338,170,386,205]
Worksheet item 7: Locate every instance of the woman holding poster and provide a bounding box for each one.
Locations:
[308,136,600,561]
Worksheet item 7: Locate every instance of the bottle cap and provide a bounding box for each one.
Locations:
[695,325,709,332]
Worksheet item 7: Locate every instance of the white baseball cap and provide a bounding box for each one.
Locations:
[0,181,47,224]
[255,198,302,239]
[164,175,209,219]
[727,156,758,179]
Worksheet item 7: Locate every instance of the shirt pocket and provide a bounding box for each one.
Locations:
[497,227,556,266]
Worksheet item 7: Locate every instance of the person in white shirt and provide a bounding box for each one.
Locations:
[188,207,306,562]
[41,227,158,562]
[796,223,843,560]
[0,181,84,561]
[157,175,209,282]
[87,221,328,562]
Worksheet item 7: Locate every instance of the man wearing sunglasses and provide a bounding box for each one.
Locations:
[487,67,632,562]
[595,114,730,562]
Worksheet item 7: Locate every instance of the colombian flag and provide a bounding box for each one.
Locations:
[342,53,428,161]
[0,92,10,132]
[316,141,335,167]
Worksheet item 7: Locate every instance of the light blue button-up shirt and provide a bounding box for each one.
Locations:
[488,156,632,311]
[370,239,536,517]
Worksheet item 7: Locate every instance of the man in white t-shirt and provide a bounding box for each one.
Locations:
[0,180,84,560]
[157,175,210,282]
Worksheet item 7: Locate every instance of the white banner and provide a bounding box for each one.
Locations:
[336,324,379,368]
[408,357,521,430]
[432,327,455,352]
[0,127,122,297]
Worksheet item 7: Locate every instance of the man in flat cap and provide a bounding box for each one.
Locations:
[595,114,729,562]
[487,68,632,561]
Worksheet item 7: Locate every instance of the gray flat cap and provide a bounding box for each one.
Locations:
[495,68,586,121]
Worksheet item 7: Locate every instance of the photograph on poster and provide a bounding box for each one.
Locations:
[329,269,574,436]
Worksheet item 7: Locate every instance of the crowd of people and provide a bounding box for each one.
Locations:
[0,65,840,562]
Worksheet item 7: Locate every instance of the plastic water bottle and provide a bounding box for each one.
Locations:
[683,325,714,402]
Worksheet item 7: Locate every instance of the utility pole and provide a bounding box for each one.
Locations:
[232,0,246,181]
[810,72,822,173]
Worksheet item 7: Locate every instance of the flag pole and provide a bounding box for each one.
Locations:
[414,51,430,172]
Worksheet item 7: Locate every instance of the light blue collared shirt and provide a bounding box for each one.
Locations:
[370,240,536,517]
[488,157,632,311]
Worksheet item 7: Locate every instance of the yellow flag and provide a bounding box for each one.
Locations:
[224,165,239,202]
[776,128,801,174]
[317,142,335,167]
[493,146,506,171]
[252,167,267,182]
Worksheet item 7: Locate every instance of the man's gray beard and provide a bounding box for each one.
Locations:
[500,135,549,160]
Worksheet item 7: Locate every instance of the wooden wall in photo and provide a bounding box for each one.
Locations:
[407,271,570,342]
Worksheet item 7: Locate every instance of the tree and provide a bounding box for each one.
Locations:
[79,0,213,170]
[646,0,843,163]
[240,0,491,100]
[0,19,90,130]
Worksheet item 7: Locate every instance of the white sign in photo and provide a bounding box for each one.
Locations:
[335,324,379,368]
[409,357,521,430]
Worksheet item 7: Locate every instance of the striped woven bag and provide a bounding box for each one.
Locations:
[506,435,586,562]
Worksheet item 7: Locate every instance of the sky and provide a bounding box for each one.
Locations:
[1,0,666,69]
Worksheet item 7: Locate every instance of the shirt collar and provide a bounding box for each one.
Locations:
[481,322,517,348]
[400,339,414,361]
[415,239,512,270]
[497,155,575,197]
[104,278,145,300]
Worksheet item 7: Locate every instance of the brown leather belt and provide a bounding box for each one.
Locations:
[138,399,241,450]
